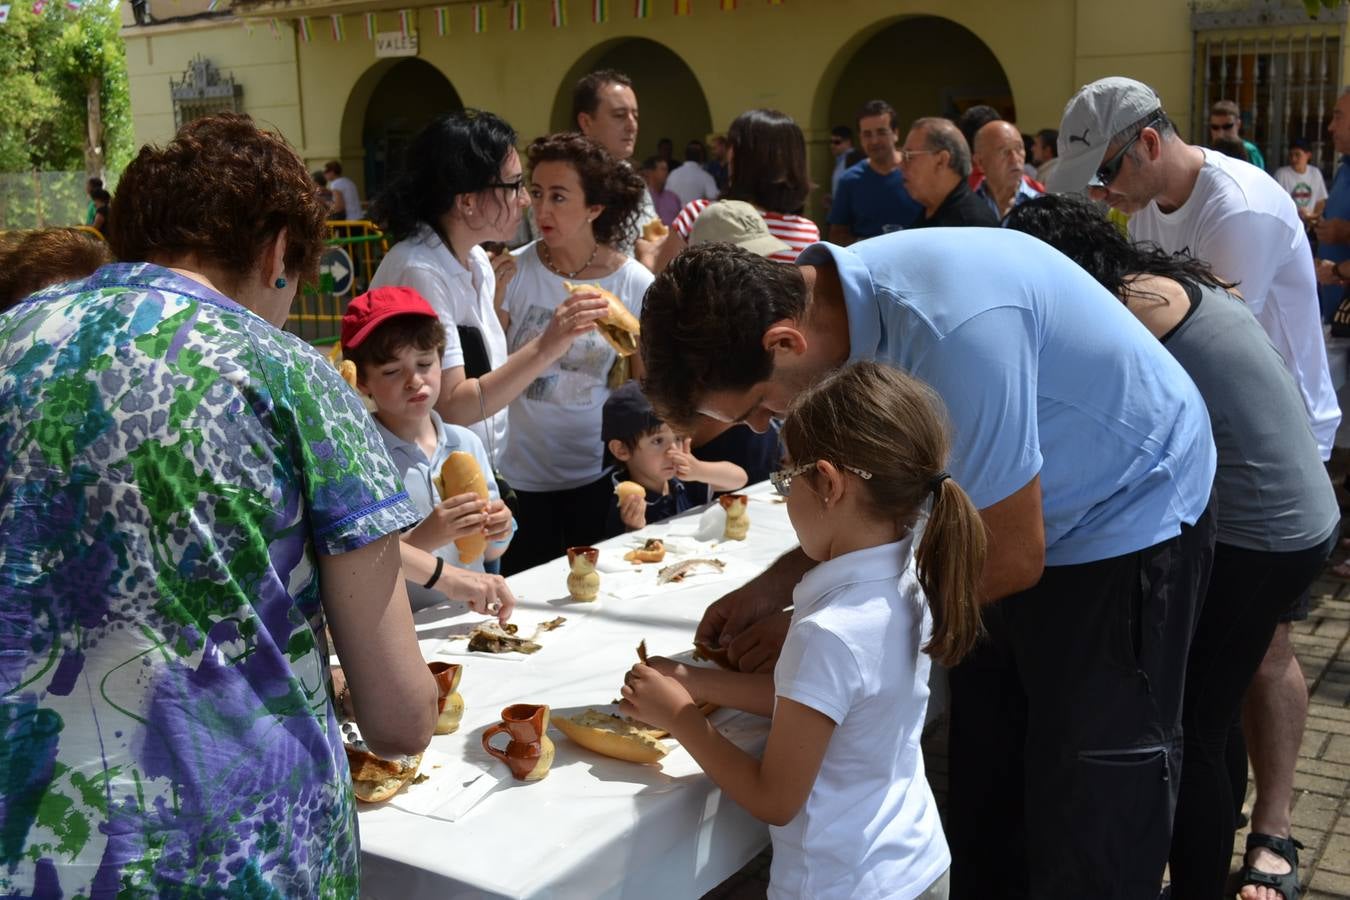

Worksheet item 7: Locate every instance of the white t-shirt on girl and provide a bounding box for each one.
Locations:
[770,535,949,900]
[370,224,510,467]
[498,241,653,492]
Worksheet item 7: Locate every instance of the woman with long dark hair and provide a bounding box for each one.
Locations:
[650,108,818,271]
[1007,193,1338,900]
[370,110,609,467]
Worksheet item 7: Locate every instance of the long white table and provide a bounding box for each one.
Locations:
[357,482,799,899]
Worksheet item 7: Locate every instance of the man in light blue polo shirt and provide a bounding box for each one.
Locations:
[638,230,1217,900]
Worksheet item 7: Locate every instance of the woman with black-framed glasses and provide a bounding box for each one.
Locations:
[369,110,610,471]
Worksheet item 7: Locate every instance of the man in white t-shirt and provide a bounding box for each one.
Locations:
[1056,75,1340,898]
[665,140,720,207]
[323,161,362,221]
[1274,137,1328,222]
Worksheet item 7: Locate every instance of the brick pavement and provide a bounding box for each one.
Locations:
[702,567,1350,899]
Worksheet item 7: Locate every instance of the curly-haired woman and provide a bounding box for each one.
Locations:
[0,113,437,896]
[498,133,653,573]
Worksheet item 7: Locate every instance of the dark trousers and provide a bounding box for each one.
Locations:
[947,503,1215,900]
[1168,528,1336,898]
[500,474,613,576]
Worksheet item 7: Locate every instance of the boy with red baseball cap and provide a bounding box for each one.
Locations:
[341,286,516,616]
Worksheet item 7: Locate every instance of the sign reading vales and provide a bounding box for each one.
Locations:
[375,30,418,58]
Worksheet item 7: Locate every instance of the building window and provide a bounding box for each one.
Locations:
[170,56,243,129]
[1192,1,1345,172]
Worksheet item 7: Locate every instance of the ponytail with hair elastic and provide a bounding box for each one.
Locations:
[916,471,986,666]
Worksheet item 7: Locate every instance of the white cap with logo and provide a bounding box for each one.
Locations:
[687,200,792,257]
[1050,76,1164,193]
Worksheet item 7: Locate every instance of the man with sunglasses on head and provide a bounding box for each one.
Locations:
[1056,75,1340,900]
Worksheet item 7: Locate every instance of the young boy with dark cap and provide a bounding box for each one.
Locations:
[602,380,747,537]
[342,286,516,614]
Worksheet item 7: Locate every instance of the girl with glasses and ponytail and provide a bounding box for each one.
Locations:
[621,360,984,900]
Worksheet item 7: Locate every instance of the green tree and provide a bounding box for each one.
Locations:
[0,0,131,176]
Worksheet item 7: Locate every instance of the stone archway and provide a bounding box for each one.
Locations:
[549,37,713,163]
[822,16,1015,137]
[339,58,462,205]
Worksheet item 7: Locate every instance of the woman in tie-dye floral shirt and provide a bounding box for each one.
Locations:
[0,114,438,898]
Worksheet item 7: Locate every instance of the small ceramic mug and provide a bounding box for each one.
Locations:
[482,703,555,781]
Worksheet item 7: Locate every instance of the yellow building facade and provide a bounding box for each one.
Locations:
[119,0,1349,218]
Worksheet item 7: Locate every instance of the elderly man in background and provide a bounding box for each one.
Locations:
[973,120,1042,221]
[900,117,999,228]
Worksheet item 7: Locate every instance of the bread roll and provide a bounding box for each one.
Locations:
[642,219,669,242]
[338,359,358,389]
[345,745,423,802]
[614,480,646,503]
[439,451,490,563]
[552,709,669,764]
[564,281,639,357]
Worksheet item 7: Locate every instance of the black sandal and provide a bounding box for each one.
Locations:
[1236,832,1303,900]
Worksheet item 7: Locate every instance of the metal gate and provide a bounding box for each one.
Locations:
[286,219,387,346]
[1192,1,1346,175]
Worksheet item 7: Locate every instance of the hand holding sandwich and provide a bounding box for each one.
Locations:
[537,291,610,361]
[405,491,487,552]
[482,498,514,545]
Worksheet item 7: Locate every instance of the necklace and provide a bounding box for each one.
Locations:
[541,241,599,279]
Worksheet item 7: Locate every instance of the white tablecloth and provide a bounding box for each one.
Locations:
[357,482,799,899]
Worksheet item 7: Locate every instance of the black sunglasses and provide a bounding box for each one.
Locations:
[1091,114,1161,188]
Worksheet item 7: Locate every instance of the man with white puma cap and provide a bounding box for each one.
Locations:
[1056,75,1340,900]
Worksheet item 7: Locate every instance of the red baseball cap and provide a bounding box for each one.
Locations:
[341,286,438,351]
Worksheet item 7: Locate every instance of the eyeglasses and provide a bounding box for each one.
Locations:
[488,178,526,195]
[899,148,937,163]
[769,461,873,497]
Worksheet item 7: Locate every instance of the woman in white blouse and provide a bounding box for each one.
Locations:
[369,110,609,466]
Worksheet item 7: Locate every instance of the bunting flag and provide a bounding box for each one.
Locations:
[472,3,486,32]
[0,5,10,23]
[206,0,221,10]
[297,15,312,41]
[242,17,255,34]
[330,14,344,40]
[434,6,448,35]
[64,0,81,9]
[591,0,607,23]
[270,17,282,37]
[31,0,45,15]
[364,11,377,39]
[673,0,690,14]
[551,0,567,27]
[633,0,649,17]
[508,0,523,30]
